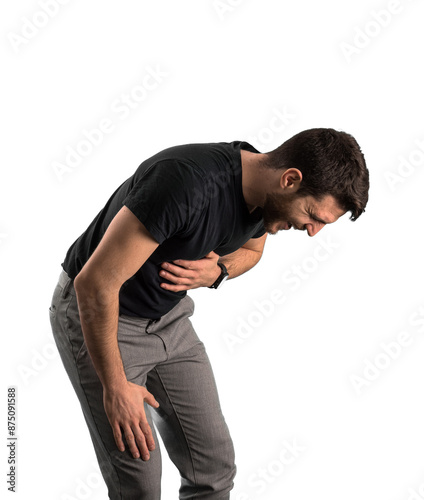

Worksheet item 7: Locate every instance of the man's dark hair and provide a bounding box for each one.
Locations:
[263,128,369,220]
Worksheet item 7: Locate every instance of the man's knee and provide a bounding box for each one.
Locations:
[212,438,237,495]
[183,433,237,499]
[107,449,162,500]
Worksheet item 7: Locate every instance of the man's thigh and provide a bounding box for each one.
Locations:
[146,308,237,499]
[50,273,166,499]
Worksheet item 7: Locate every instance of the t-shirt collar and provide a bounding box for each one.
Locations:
[231,140,264,223]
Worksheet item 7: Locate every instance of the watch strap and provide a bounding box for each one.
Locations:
[209,262,229,289]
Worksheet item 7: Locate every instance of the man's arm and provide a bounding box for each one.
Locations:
[159,233,267,291]
[219,233,267,279]
[73,206,160,461]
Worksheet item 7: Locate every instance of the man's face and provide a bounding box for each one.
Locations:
[262,192,346,237]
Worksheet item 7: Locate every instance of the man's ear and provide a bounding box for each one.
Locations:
[279,168,302,191]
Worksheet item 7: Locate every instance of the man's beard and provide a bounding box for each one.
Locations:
[262,191,299,234]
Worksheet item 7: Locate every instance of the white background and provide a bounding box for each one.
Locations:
[1,0,424,499]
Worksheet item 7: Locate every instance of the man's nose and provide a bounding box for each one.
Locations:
[307,224,324,237]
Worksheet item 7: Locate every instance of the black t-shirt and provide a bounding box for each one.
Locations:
[61,140,266,319]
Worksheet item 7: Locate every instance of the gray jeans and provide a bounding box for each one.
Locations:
[49,269,236,499]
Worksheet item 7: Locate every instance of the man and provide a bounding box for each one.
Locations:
[49,128,369,499]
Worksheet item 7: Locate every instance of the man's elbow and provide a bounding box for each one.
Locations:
[73,271,95,295]
[74,270,117,302]
[252,252,263,268]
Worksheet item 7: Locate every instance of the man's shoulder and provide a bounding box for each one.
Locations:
[152,140,238,164]
[138,141,239,179]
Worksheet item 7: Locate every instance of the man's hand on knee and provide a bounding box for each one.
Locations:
[103,381,160,460]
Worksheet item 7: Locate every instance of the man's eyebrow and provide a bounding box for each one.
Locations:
[310,212,331,224]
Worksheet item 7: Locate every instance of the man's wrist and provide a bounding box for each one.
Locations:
[103,378,129,395]
[97,362,128,392]
[209,262,229,289]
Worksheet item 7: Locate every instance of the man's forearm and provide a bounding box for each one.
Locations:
[218,247,262,279]
[74,280,127,390]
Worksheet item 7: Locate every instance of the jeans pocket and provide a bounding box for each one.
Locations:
[49,282,63,320]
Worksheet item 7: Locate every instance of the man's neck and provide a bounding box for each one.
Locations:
[240,149,269,213]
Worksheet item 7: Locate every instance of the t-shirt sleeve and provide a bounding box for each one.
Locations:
[121,160,199,244]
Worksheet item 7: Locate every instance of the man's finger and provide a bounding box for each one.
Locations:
[131,422,150,460]
[161,262,196,276]
[159,271,192,285]
[112,422,125,452]
[168,259,196,270]
[139,419,156,453]
[145,391,160,409]
[123,425,141,459]
[160,283,190,292]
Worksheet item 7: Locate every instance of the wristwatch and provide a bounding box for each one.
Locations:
[209,262,229,289]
